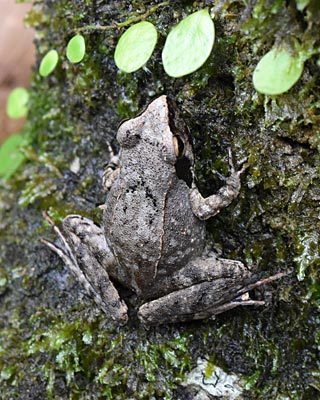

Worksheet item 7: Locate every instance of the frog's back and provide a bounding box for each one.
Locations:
[104,168,205,296]
[103,146,173,293]
[157,177,206,281]
[102,95,205,296]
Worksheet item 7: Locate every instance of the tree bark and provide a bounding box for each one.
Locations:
[0,1,319,398]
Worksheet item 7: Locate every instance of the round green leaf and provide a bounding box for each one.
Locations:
[0,133,27,179]
[39,49,59,77]
[296,0,310,11]
[253,48,304,95]
[114,21,158,73]
[6,87,29,119]
[162,9,215,78]
[66,34,86,63]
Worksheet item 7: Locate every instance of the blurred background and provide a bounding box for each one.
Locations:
[0,0,34,144]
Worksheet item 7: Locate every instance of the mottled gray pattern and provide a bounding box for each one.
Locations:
[44,96,282,325]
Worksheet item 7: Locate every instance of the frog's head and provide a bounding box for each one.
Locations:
[117,95,194,186]
[117,96,169,149]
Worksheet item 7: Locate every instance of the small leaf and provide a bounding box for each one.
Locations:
[162,9,215,78]
[39,49,59,77]
[0,367,14,381]
[6,87,29,119]
[66,34,86,63]
[0,134,27,179]
[296,0,310,11]
[114,21,158,73]
[253,48,304,95]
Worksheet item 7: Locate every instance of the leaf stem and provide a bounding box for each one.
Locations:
[75,2,169,33]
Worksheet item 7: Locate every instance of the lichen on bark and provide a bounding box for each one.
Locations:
[0,0,319,398]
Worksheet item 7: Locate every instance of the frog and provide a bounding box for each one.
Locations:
[42,95,285,325]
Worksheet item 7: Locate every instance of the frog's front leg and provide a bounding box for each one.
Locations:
[190,150,245,220]
[138,256,286,325]
[102,145,120,192]
[42,213,128,325]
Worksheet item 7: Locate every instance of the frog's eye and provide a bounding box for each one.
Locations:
[117,123,141,148]
[173,135,185,158]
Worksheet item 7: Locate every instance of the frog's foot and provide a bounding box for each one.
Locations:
[102,144,120,192]
[138,255,288,325]
[41,212,128,325]
[190,149,246,221]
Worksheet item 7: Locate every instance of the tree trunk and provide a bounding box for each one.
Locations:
[0,1,319,398]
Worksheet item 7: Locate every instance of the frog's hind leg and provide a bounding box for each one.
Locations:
[138,255,287,325]
[41,213,128,325]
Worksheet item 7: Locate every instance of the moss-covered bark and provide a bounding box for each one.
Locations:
[0,0,319,398]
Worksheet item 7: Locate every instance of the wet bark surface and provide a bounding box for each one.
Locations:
[0,1,319,398]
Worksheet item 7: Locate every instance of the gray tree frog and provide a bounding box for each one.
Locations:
[43,96,285,325]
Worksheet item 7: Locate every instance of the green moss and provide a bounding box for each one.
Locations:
[0,0,319,398]
[0,311,191,399]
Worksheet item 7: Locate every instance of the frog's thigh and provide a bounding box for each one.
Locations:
[138,256,262,325]
[49,215,128,324]
[166,255,251,293]
[62,215,116,269]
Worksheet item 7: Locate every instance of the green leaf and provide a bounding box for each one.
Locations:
[253,48,304,95]
[66,34,86,63]
[0,134,27,179]
[39,49,59,77]
[162,9,215,78]
[0,367,14,381]
[296,0,310,11]
[6,87,29,119]
[114,21,158,73]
